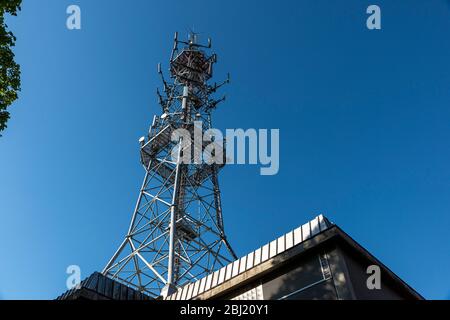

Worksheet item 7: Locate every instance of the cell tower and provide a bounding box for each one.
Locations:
[102,32,237,298]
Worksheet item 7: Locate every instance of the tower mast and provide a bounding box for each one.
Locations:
[102,32,236,298]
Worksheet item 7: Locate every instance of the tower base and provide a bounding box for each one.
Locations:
[161,283,178,298]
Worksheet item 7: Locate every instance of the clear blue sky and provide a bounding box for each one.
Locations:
[1,0,449,300]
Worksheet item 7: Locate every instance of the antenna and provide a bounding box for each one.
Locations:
[170,32,178,61]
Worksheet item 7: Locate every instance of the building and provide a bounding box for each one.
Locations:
[58,215,423,300]
[56,272,150,300]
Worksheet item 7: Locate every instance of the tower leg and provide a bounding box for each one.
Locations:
[163,139,183,296]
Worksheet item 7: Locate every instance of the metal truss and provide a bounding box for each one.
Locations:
[102,32,237,298]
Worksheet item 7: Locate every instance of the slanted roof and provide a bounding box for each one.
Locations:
[165,215,333,300]
[56,272,151,300]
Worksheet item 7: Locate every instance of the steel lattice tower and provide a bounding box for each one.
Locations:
[102,32,237,298]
